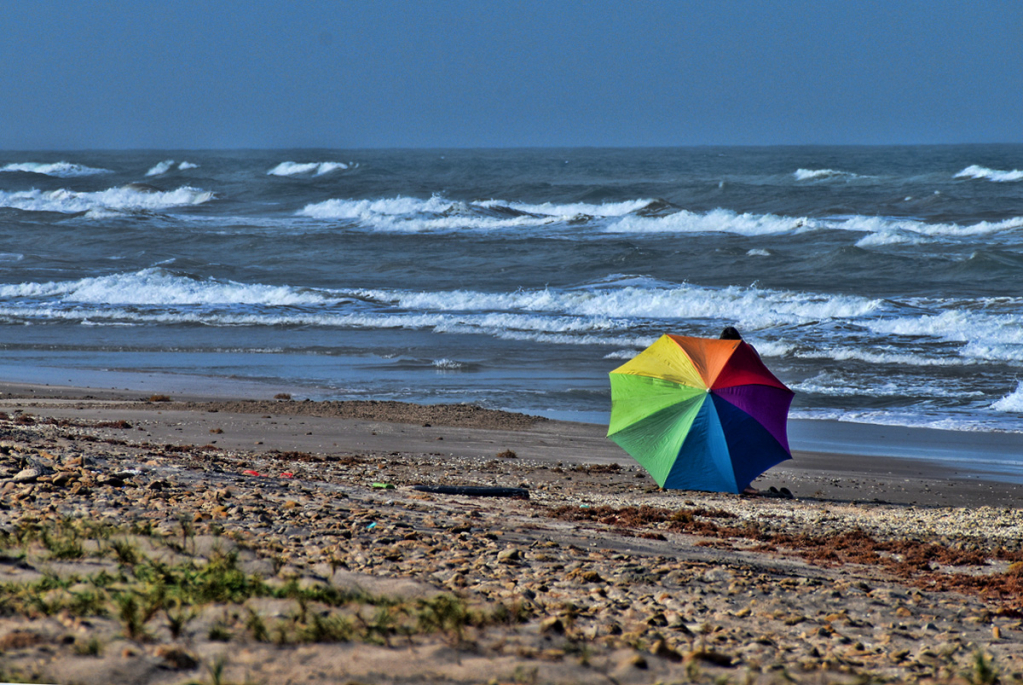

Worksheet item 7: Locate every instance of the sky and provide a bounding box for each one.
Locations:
[2,1,1021,149]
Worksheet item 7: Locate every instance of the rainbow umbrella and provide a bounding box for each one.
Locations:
[607,334,794,493]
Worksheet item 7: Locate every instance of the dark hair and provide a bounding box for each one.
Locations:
[719,326,742,340]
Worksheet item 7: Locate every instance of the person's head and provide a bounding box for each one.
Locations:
[719,326,742,340]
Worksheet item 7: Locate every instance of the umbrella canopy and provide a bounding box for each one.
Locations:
[607,334,794,494]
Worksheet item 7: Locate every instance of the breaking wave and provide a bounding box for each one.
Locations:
[0,185,214,214]
[475,198,652,217]
[0,161,111,177]
[146,160,199,176]
[268,161,356,177]
[604,207,1023,242]
[866,308,1023,346]
[292,193,1023,242]
[0,270,881,338]
[0,269,331,306]
[793,168,860,181]
[603,350,638,360]
[992,382,1023,412]
[606,208,812,236]
[354,279,880,330]
[792,372,983,399]
[297,195,649,232]
[3,267,1020,358]
[955,165,1023,182]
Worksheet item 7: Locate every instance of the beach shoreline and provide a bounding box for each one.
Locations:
[2,380,1023,683]
[2,378,1021,507]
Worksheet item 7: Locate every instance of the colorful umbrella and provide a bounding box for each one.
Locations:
[607,334,794,494]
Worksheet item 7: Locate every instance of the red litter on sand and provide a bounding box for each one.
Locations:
[242,469,294,479]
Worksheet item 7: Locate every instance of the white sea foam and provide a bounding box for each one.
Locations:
[147,160,175,177]
[477,198,653,217]
[355,281,880,329]
[794,343,977,367]
[0,302,651,348]
[604,349,641,360]
[489,329,656,347]
[851,215,1023,240]
[746,248,771,257]
[301,195,659,233]
[146,160,199,176]
[0,161,111,177]
[296,193,1023,242]
[0,271,640,340]
[792,378,907,398]
[792,372,983,399]
[300,196,453,220]
[0,269,330,307]
[955,165,1023,182]
[865,310,971,340]
[5,267,1021,375]
[0,186,214,214]
[606,208,814,236]
[854,230,926,247]
[960,342,1023,363]
[432,358,465,369]
[751,340,796,357]
[268,161,354,177]
[0,253,23,263]
[793,168,859,181]
[3,270,841,348]
[868,308,1023,347]
[992,382,1023,412]
[840,214,1023,247]
[298,195,565,232]
[789,409,1023,434]
[609,208,1023,242]
[854,306,1023,366]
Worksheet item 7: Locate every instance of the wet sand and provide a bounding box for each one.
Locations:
[1,381,1022,683]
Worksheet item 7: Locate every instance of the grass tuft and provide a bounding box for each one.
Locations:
[116,594,152,642]
[208,621,232,642]
[74,636,103,657]
[109,538,140,566]
[969,650,999,685]
[245,609,269,642]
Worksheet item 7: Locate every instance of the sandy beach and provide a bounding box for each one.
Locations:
[2,382,1023,684]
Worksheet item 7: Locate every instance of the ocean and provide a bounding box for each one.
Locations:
[1,146,1022,435]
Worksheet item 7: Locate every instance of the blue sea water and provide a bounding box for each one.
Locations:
[1,146,1023,434]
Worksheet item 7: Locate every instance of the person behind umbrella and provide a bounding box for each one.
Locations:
[721,325,762,357]
[720,326,742,340]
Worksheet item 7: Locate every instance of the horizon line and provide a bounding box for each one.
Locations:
[1,142,1022,154]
